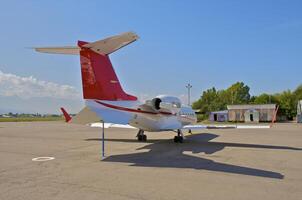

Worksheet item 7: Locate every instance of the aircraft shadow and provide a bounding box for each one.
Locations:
[85,138,162,143]
[85,133,302,179]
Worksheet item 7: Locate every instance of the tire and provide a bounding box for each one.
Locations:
[137,135,143,141]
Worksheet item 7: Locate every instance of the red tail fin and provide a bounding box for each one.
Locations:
[34,32,138,101]
[78,41,137,101]
[60,107,72,122]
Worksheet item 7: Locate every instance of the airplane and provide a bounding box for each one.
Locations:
[35,32,271,143]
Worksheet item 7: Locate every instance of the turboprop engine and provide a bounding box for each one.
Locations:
[146,95,182,114]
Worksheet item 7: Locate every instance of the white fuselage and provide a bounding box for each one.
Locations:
[86,99,197,132]
[129,105,197,131]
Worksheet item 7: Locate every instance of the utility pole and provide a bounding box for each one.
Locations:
[269,95,271,104]
[186,83,192,106]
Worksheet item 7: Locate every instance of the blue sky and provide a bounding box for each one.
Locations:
[0,0,301,113]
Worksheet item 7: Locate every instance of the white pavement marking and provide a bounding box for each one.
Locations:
[32,157,55,162]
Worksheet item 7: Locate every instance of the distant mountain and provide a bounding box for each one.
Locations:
[0,108,21,114]
[0,95,84,114]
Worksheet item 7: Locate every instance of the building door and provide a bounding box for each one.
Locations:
[214,114,218,121]
[250,114,254,122]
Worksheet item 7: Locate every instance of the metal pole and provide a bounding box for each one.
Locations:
[186,83,192,106]
[231,91,234,104]
[101,121,105,160]
[269,95,271,104]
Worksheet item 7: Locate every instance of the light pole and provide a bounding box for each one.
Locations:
[269,95,271,104]
[186,83,192,106]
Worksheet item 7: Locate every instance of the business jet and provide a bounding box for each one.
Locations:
[35,32,271,143]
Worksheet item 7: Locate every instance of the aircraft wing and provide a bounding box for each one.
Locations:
[65,106,101,125]
[182,124,271,130]
[61,107,137,129]
[90,123,137,129]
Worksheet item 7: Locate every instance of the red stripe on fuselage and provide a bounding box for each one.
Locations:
[95,100,174,116]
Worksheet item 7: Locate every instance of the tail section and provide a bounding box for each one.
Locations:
[36,32,140,125]
[60,107,72,122]
[35,32,139,101]
[78,41,137,101]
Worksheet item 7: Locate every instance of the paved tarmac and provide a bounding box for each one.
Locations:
[0,121,301,200]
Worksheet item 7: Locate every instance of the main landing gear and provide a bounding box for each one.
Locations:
[174,129,184,143]
[137,129,147,142]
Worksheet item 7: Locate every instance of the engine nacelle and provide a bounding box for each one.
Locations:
[146,95,182,114]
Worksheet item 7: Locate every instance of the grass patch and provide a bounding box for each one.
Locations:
[0,117,63,122]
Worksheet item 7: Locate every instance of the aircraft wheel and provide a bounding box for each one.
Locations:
[137,135,143,141]
[174,136,178,143]
[174,136,183,143]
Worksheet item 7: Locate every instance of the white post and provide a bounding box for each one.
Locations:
[101,121,105,160]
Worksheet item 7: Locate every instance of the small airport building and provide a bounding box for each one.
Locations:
[209,110,228,122]
[227,104,276,123]
[209,104,276,123]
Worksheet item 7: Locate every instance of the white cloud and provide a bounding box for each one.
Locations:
[0,70,81,100]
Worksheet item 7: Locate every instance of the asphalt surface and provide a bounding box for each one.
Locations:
[0,121,301,200]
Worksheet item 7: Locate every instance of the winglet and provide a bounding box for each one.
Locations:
[60,107,72,122]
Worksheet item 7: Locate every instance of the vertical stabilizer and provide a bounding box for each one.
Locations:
[78,40,137,101]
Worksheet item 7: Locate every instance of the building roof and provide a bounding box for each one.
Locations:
[227,104,276,110]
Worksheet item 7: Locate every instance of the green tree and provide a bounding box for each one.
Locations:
[192,87,221,113]
[193,82,251,113]
[226,82,250,104]
[294,85,302,102]
[253,93,277,104]
[275,90,296,120]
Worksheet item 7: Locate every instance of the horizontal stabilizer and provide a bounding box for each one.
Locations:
[82,32,138,55]
[35,46,79,55]
[34,32,138,55]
